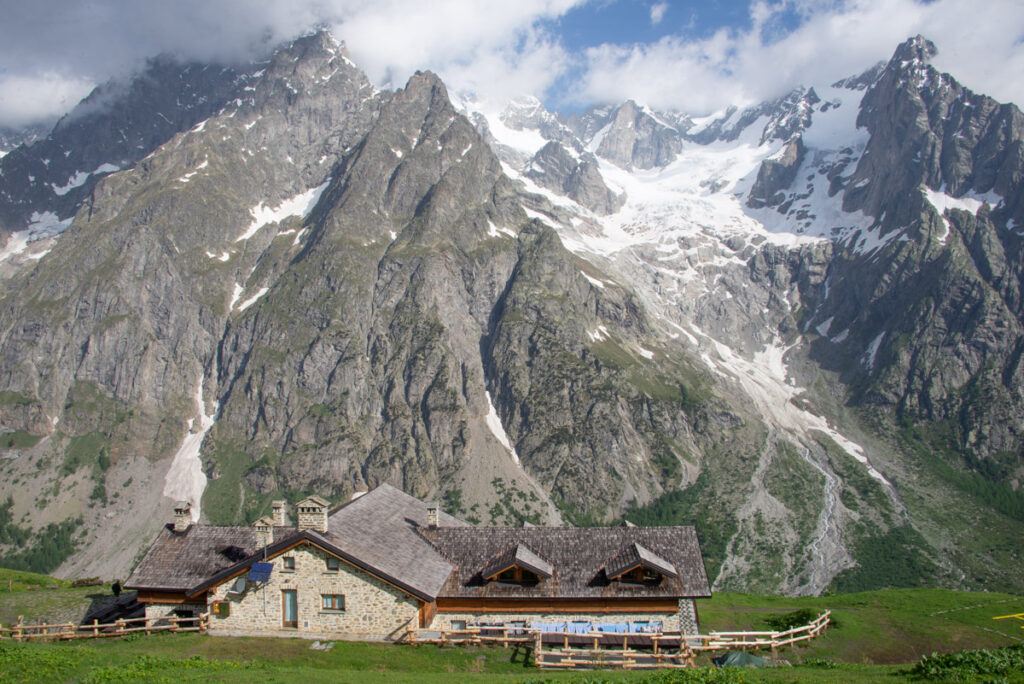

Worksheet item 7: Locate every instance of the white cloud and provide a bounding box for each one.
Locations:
[0,73,95,129]
[1,0,1022,130]
[570,0,1024,114]
[649,2,668,26]
[331,0,581,99]
[0,0,586,128]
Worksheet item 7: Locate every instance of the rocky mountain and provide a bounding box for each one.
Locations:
[0,32,1020,595]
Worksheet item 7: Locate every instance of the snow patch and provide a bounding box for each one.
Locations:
[162,376,216,521]
[922,184,1003,243]
[235,181,329,242]
[1,212,73,263]
[586,325,610,342]
[228,283,244,310]
[178,158,208,183]
[484,391,520,465]
[236,287,269,312]
[51,170,89,196]
[862,331,885,371]
[581,272,605,289]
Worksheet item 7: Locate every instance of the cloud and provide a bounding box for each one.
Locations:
[1,0,1022,130]
[0,0,586,128]
[0,73,95,130]
[649,2,668,26]
[569,0,1024,114]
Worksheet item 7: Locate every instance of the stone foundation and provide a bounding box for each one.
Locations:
[144,603,205,620]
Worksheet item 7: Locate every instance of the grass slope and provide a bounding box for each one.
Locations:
[0,582,1021,682]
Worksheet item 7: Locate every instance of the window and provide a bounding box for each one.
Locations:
[619,566,662,584]
[495,566,539,584]
[321,594,345,611]
[283,556,295,571]
[325,556,340,572]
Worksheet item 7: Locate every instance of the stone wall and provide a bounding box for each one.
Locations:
[206,542,419,639]
[433,609,681,632]
[678,599,699,635]
[144,602,206,620]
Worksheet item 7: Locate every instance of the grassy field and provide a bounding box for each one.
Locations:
[0,579,1021,683]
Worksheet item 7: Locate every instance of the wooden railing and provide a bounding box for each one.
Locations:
[404,623,534,648]
[692,610,831,654]
[0,613,209,641]
[405,610,831,670]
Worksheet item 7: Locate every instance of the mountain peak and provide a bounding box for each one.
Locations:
[891,34,938,67]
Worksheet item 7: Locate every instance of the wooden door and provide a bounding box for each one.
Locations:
[282,589,297,628]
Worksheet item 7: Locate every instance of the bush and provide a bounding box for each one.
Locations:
[909,644,1024,681]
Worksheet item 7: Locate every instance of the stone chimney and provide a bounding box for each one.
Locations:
[295,496,329,533]
[426,502,439,529]
[271,500,288,527]
[253,517,274,548]
[173,501,192,533]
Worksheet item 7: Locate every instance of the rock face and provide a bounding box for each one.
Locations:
[592,100,683,170]
[0,33,1022,596]
[748,137,806,209]
[525,142,624,214]
[0,57,249,240]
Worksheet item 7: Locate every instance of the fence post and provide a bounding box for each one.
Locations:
[116,618,124,636]
[14,616,22,642]
[92,619,98,637]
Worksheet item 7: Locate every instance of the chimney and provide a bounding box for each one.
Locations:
[271,500,288,527]
[295,496,329,533]
[426,502,439,529]
[253,517,274,548]
[173,501,192,533]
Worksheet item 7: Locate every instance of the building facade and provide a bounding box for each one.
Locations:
[126,485,711,639]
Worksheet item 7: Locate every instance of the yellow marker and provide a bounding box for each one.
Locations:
[993,612,1024,629]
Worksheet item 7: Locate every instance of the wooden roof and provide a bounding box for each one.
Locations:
[481,542,554,580]
[421,525,710,600]
[605,541,678,579]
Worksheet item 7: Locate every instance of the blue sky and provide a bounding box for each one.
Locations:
[1,0,1023,128]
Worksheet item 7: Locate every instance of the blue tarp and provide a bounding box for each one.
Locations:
[528,621,663,634]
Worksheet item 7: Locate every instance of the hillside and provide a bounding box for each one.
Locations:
[0,32,1020,595]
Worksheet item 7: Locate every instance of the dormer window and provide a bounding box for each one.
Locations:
[481,542,553,585]
[495,566,540,584]
[619,566,664,584]
[604,542,677,585]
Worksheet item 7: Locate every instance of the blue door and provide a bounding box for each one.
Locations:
[282,590,297,628]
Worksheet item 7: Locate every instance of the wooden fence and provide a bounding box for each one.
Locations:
[406,610,831,670]
[0,614,208,641]
[692,610,831,654]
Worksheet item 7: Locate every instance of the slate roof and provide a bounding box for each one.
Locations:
[321,483,466,599]
[125,524,262,592]
[421,526,710,600]
[128,484,466,600]
[127,485,710,605]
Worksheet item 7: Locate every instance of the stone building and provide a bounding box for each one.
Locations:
[125,485,711,639]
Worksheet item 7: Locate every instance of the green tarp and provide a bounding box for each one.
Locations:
[713,651,767,668]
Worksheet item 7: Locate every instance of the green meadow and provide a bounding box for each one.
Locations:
[0,570,1021,682]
